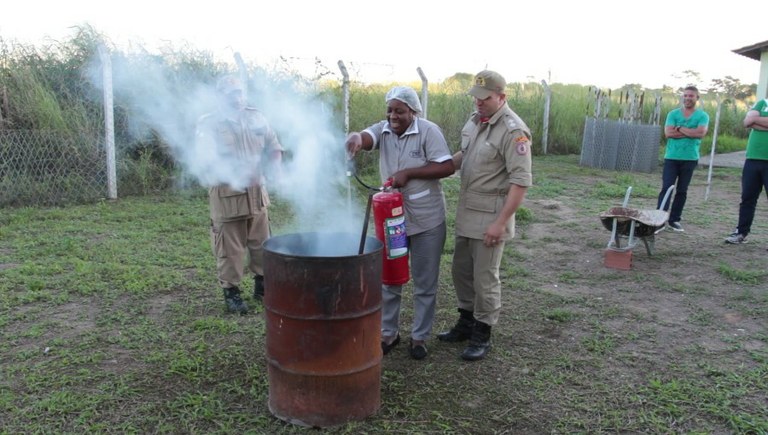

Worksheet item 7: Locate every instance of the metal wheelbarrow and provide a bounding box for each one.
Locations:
[599,185,675,256]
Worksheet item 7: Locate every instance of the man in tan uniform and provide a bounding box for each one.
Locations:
[437,70,533,361]
[195,75,283,314]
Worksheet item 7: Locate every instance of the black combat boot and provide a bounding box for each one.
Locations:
[461,321,491,361]
[253,275,265,301]
[437,308,475,342]
[223,286,248,314]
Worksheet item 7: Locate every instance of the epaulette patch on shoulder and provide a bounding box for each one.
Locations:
[506,118,518,130]
[515,134,530,155]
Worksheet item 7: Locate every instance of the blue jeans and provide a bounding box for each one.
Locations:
[736,159,768,236]
[658,159,698,224]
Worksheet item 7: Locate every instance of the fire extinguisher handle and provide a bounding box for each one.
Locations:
[383,178,393,190]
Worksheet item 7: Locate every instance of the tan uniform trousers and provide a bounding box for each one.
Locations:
[210,210,269,289]
[451,235,505,326]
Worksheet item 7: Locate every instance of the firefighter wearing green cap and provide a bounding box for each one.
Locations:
[439,70,533,361]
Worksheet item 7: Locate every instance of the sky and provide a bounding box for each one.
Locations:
[0,0,765,90]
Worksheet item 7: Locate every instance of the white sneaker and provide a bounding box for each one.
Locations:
[667,222,684,232]
[724,232,747,244]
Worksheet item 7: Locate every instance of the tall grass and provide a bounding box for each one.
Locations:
[0,28,758,205]
[0,27,103,132]
[319,80,753,159]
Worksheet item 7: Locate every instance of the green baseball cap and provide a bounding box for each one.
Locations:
[468,70,506,99]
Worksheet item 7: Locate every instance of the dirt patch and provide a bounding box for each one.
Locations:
[513,175,767,374]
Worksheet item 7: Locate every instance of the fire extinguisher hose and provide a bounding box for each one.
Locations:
[348,158,384,192]
[358,193,373,255]
[348,158,389,255]
[354,173,383,192]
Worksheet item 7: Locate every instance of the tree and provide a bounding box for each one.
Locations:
[671,70,703,93]
[442,72,474,92]
[707,76,755,102]
[619,83,643,93]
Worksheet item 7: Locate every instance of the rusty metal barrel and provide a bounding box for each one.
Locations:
[262,232,383,428]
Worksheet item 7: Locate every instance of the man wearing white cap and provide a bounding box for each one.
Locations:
[196,74,283,314]
[438,70,533,361]
[346,86,454,360]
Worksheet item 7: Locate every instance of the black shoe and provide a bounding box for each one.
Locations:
[461,321,491,361]
[438,328,472,342]
[437,308,475,342]
[461,342,491,361]
[409,340,428,360]
[253,275,265,301]
[381,334,400,355]
[223,287,248,314]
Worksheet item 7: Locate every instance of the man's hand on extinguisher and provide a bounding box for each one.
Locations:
[390,171,410,188]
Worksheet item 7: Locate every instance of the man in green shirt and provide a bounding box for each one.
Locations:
[724,98,768,244]
[657,86,709,232]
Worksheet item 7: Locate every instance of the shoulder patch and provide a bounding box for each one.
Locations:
[516,141,529,155]
[514,133,530,155]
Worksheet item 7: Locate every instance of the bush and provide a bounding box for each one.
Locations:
[701,134,748,155]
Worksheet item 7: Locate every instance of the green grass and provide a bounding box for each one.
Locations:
[543,308,577,322]
[717,262,767,285]
[1,155,767,433]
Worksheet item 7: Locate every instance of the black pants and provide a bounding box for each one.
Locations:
[736,159,768,236]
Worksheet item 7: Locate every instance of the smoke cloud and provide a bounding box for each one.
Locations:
[88,52,366,238]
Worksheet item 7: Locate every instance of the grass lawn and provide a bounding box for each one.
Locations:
[1,155,766,433]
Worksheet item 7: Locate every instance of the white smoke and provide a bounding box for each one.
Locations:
[88,53,366,238]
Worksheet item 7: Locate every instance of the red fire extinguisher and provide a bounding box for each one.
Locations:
[372,179,410,285]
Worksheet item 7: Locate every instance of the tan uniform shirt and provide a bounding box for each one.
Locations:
[455,104,533,240]
[196,107,283,222]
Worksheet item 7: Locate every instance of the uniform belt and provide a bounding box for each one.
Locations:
[472,189,508,196]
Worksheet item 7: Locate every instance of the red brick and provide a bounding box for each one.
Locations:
[604,249,632,270]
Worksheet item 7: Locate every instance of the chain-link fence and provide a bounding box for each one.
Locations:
[0,130,108,207]
[579,118,662,173]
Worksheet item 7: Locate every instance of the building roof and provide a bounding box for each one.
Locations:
[733,40,768,61]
